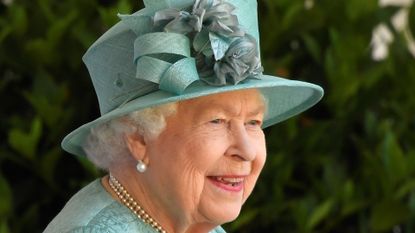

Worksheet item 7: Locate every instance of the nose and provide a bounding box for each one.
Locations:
[225,122,257,161]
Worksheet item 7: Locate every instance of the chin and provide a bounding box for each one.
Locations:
[202,204,242,225]
[222,210,241,223]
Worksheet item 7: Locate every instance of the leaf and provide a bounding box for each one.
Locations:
[23,74,67,129]
[228,209,259,230]
[71,21,97,49]
[17,203,39,231]
[341,200,368,217]
[117,0,133,14]
[37,0,55,22]
[345,0,377,21]
[370,200,410,231]
[395,180,415,199]
[409,2,415,35]
[10,5,28,36]
[40,146,62,185]
[409,191,415,212]
[0,220,10,233]
[281,2,303,30]
[7,118,43,160]
[24,38,55,65]
[302,33,322,63]
[46,10,78,46]
[381,130,406,183]
[306,198,335,230]
[0,24,12,44]
[0,176,12,217]
[76,156,101,178]
[341,180,355,201]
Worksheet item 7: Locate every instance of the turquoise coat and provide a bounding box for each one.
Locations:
[44,179,226,233]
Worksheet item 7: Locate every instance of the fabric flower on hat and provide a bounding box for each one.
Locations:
[153,0,262,85]
[213,34,263,85]
[154,0,243,37]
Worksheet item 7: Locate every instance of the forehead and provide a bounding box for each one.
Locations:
[178,89,265,115]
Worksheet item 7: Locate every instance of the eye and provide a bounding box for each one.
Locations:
[210,118,226,124]
[245,120,262,128]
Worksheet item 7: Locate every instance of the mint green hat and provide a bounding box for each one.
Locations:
[62,0,324,156]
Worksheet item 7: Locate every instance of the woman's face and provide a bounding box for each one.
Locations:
[143,89,266,227]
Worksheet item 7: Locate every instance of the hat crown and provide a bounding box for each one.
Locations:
[63,0,324,157]
[83,0,260,116]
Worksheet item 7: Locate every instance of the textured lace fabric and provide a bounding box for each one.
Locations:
[43,179,226,233]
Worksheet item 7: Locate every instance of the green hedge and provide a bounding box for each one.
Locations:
[1,0,415,232]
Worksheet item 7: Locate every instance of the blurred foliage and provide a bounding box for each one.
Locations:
[0,0,414,232]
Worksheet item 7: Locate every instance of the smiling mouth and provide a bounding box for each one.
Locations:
[207,176,245,192]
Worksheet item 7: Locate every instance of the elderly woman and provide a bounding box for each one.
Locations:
[44,0,323,232]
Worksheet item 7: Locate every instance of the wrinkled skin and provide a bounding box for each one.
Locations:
[113,89,267,233]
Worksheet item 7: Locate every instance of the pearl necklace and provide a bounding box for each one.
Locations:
[108,174,167,233]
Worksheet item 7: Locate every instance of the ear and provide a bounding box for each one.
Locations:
[125,132,147,161]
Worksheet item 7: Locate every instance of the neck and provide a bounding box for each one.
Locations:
[106,166,217,233]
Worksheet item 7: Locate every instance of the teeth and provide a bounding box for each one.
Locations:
[215,177,244,183]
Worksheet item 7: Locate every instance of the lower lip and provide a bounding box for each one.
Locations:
[208,177,244,192]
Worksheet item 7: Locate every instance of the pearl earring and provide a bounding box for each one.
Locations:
[136,160,147,173]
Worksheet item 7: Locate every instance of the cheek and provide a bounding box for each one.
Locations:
[150,141,209,214]
[183,130,230,169]
[164,132,222,186]
[243,135,267,201]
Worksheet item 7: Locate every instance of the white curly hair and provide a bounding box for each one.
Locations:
[82,102,177,170]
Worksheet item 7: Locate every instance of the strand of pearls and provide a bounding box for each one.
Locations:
[108,174,167,233]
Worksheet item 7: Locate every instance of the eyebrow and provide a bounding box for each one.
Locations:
[247,105,266,116]
[200,102,265,117]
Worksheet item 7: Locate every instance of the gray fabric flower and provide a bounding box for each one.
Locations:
[154,0,243,36]
[193,0,243,37]
[153,9,195,33]
[152,0,263,86]
[212,34,263,85]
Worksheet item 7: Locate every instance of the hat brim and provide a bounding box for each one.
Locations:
[62,74,323,156]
